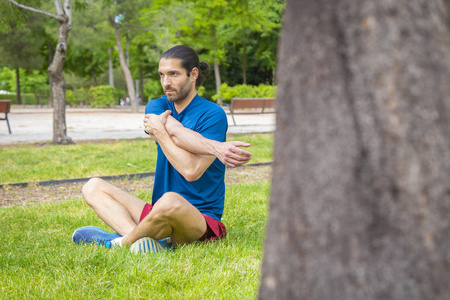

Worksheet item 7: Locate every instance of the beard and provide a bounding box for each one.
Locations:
[164,78,193,103]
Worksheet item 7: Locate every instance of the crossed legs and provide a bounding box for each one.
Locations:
[82,178,207,246]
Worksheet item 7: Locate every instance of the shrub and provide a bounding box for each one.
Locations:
[65,89,75,106]
[0,93,37,105]
[88,85,118,108]
[212,83,277,104]
[144,79,163,101]
[66,88,89,107]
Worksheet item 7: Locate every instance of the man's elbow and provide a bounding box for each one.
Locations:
[183,168,205,182]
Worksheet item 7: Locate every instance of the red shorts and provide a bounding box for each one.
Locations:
[139,203,226,241]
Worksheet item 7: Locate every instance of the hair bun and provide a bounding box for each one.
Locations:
[199,61,210,73]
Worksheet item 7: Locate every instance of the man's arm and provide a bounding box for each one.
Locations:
[145,111,215,182]
[144,110,252,168]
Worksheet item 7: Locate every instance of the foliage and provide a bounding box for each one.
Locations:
[143,78,163,101]
[0,67,49,95]
[66,87,89,107]
[65,1,113,83]
[22,70,49,94]
[0,11,48,71]
[0,133,273,184]
[0,66,14,91]
[88,85,118,108]
[0,1,284,105]
[0,181,269,299]
[213,83,277,103]
[0,93,37,105]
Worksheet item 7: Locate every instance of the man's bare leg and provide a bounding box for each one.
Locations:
[82,178,147,236]
[122,192,207,246]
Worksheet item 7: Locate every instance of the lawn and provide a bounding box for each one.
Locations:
[0,182,270,299]
[0,133,273,185]
[0,133,273,299]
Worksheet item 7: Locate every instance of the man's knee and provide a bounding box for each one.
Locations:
[145,192,185,221]
[82,177,104,204]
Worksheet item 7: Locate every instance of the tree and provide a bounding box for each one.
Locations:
[259,0,450,299]
[159,0,232,105]
[103,0,151,113]
[221,0,283,85]
[3,0,74,144]
[0,11,48,104]
[65,4,113,87]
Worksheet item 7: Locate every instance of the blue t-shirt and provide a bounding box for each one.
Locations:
[145,94,228,221]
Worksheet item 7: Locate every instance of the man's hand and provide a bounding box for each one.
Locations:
[214,141,252,168]
[145,110,252,168]
[144,110,172,142]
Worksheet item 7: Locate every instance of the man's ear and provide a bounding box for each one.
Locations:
[190,67,199,82]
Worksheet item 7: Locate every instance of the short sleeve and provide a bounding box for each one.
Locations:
[195,106,228,142]
[145,97,170,115]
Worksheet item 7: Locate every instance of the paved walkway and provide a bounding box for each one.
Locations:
[0,105,276,145]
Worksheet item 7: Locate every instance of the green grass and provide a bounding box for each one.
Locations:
[0,182,270,299]
[0,133,273,184]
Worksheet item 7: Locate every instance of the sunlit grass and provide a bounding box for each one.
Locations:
[0,133,273,184]
[0,181,270,299]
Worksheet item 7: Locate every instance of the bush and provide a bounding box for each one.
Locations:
[88,85,118,108]
[66,88,89,107]
[212,83,277,104]
[144,79,163,101]
[65,89,75,106]
[0,93,37,105]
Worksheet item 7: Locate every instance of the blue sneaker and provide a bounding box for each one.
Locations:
[157,237,173,250]
[72,226,122,248]
[130,237,173,254]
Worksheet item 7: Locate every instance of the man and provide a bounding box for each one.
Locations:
[72,45,252,253]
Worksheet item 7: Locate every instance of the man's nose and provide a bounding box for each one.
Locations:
[162,76,171,87]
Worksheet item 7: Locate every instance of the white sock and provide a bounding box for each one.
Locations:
[111,237,124,247]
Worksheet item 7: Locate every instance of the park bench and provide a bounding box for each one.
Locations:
[0,100,12,134]
[224,98,276,126]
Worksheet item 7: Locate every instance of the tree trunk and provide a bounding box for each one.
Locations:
[126,34,130,68]
[48,41,53,107]
[139,64,144,102]
[15,67,20,105]
[211,33,222,106]
[48,15,73,145]
[108,47,114,87]
[110,17,138,113]
[259,1,450,299]
[241,39,247,85]
[214,59,222,105]
[91,69,97,86]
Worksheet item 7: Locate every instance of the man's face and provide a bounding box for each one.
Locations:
[158,58,195,103]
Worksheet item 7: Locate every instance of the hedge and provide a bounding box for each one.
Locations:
[88,85,118,108]
[212,83,277,103]
[0,93,38,105]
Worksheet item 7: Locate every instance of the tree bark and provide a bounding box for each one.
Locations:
[126,34,130,68]
[49,14,73,144]
[213,59,222,105]
[108,48,114,87]
[91,69,97,86]
[259,0,450,299]
[48,41,53,107]
[211,33,222,106]
[110,17,138,113]
[15,68,20,105]
[241,38,247,85]
[139,63,144,102]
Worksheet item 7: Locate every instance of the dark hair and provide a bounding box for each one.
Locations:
[161,45,210,88]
